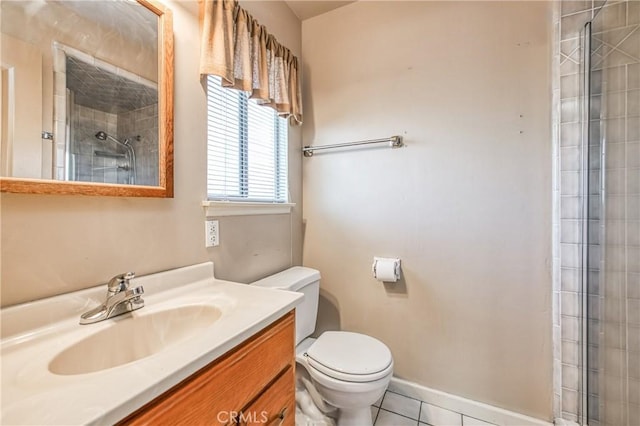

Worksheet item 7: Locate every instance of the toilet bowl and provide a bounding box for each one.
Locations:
[253,267,393,426]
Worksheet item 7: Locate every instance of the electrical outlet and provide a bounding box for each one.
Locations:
[205,219,219,247]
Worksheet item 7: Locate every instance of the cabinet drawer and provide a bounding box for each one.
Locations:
[239,366,295,426]
[122,311,294,426]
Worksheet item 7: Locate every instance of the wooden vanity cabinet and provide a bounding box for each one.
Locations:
[120,311,295,426]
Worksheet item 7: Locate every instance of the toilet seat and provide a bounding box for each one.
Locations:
[305,331,393,383]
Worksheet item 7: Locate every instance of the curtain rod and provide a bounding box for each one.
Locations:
[302,136,403,157]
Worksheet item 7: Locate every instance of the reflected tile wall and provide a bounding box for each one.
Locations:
[117,103,158,186]
[70,103,129,185]
[69,102,158,186]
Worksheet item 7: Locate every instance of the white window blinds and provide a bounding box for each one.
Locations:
[207,75,288,203]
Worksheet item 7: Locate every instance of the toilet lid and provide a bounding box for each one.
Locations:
[305,331,392,382]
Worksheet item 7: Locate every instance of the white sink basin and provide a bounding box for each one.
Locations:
[49,304,222,375]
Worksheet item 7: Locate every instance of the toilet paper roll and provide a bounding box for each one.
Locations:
[372,257,401,282]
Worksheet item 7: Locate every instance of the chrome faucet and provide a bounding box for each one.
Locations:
[80,272,144,325]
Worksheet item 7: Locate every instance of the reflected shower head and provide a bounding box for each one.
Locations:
[94,130,136,185]
[95,131,131,147]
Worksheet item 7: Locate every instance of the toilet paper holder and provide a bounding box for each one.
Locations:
[371,257,401,282]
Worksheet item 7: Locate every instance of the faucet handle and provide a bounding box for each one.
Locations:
[107,272,136,295]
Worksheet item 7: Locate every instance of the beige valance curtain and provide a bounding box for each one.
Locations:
[199,0,302,125]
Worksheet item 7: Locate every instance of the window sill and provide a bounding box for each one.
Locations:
[202,201,295,217]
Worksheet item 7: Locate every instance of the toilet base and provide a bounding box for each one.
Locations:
[295,337,392,426]
[337,407,373,426]
[306,366,389,426]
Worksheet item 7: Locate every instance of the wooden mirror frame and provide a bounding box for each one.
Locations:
[0,0,174,198]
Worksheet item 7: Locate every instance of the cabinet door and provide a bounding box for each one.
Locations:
[239,366,295,426]
[121,312,294,426]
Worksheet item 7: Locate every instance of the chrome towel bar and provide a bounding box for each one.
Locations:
[302,135,403,157]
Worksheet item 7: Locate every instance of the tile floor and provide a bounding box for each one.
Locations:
[371,390,496,426]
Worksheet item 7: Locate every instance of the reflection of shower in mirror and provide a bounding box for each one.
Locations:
[94,131,138,185]
[59,48,159,186]
[0,0,162,189]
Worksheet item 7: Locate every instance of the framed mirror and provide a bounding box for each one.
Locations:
[0,0,173,197]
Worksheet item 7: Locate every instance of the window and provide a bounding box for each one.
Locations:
[206,75,288,203]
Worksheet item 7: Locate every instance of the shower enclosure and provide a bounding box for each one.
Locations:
[581,2,639,425]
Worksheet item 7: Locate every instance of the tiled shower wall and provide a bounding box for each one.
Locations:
[588,1,640,424]
[554,0,640,423]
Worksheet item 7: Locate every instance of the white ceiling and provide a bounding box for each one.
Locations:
[285,1,355,21]
[56,0,158,47]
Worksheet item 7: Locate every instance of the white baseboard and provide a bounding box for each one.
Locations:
[388,377,554,426]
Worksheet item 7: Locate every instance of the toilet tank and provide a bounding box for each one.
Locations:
[252,267,320,345]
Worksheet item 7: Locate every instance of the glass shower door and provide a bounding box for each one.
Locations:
[585,2,640,425]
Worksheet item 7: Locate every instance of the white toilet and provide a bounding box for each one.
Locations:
[253,267,393,426]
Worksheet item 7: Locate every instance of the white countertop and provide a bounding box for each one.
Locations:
[1,262,302,425]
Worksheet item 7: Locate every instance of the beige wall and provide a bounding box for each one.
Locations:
[1,34,43,179]
[0,0,302,307]
[302,1,553,420]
